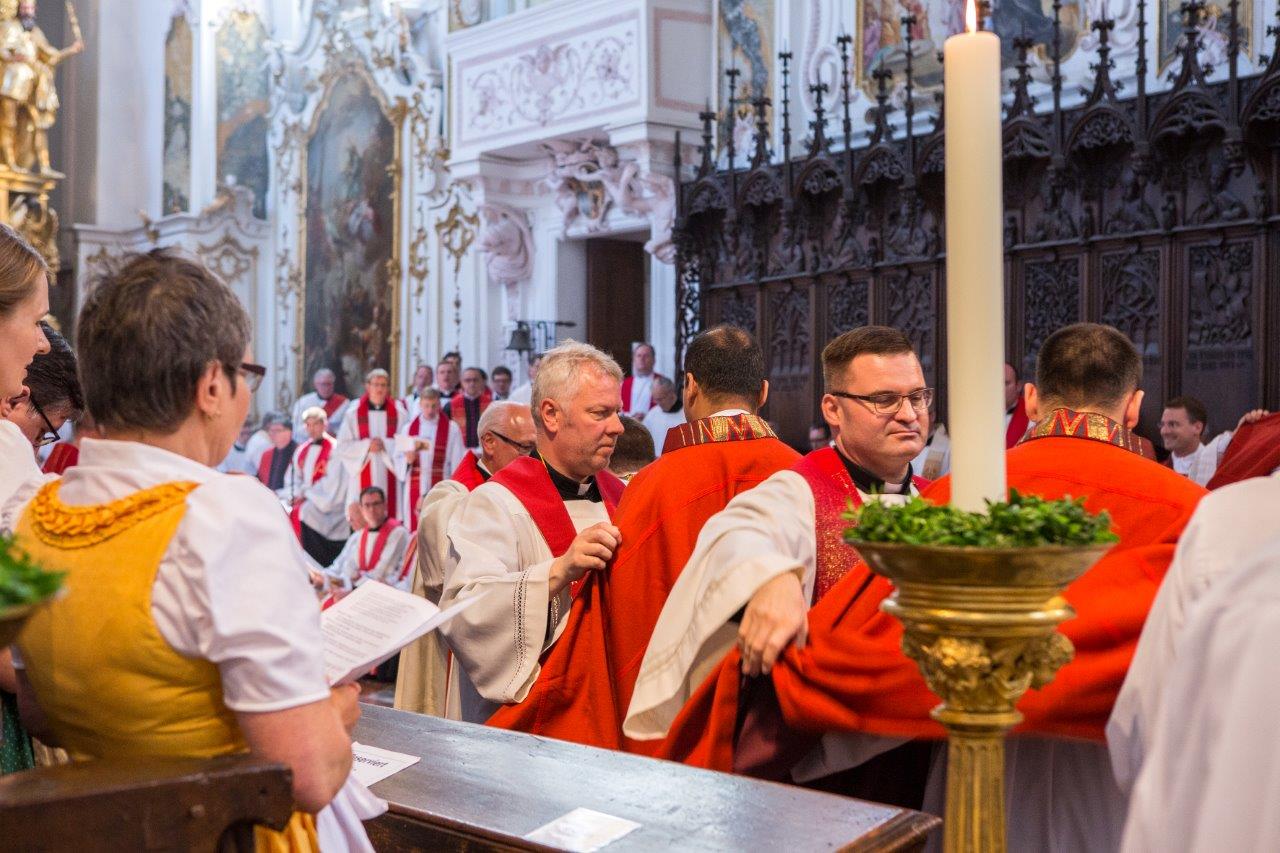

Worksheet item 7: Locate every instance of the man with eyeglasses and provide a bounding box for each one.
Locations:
[323,486,411,594]
[255,413,297,494]
[625,325,934,796]
[2,320,82,457]
[395,400,535,717]
[394,388,466,534]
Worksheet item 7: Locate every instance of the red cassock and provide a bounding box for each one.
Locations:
[1005,395,1030,449]
[1206,412,1280,489]
[449,451,489,491]
[653,409,1206,773]
[485,414,800,752]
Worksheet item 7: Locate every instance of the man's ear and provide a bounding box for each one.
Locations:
[1123,389,1145,430]
[683,373,699,412]
[1023,383,1040,422]
[756,379,769,413]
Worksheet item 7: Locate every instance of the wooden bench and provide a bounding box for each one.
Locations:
[0,754,295,852]
[358,704,940,851]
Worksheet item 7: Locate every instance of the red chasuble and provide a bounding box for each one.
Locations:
[652,413,1205,773]
[1005,395,1030,448]
[353,395,400,518]
[1206,412,1280,489]
[486,415,800,752]
[450,452,488,490]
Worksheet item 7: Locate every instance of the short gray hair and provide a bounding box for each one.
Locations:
[313,368,335,382]
[477,400,529,438]
[365,367,390,383]
[531,340,623,430]
[264,412,292,430]
[78,248,250,433]
[301,406,328,424]
[652,375,676,394]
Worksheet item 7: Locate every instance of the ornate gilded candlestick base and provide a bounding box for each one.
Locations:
[854,542,1110,853]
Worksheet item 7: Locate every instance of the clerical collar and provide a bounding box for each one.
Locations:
[367,400,386,412]
[532,449,601,502]
[476,459,492,480]
[366,523,384,533]
[834,445,912,495]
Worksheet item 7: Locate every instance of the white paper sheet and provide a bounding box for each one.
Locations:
[523,807,642,852]
[349,742,422,788]
[322,581,486,685]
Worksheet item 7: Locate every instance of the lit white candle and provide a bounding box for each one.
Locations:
[944,0,1007,511]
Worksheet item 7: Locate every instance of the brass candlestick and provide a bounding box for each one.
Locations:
[854,541,1110,853]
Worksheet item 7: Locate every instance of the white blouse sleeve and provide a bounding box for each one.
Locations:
[153,475,331,713]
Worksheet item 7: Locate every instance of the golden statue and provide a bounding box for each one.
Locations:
[0,0,82,175]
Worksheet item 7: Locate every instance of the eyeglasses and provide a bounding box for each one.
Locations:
[30,397,60,447]
[829,388,934,416]
[490,430,535,455]
[237,361,266,393]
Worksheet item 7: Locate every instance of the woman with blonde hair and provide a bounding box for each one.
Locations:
[3,249,378,849]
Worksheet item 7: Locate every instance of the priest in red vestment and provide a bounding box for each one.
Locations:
[443,366,492,448]
[438,342,627,723]
[335,368,408,521]
[621,342,664,420]
[1004,361,1029,448]
[487,325,800,750]
[628,323,1204,851]
[395,401,535,717]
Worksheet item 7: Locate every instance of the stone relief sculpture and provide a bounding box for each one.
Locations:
[543,137,676,263]
[477,202,533,287]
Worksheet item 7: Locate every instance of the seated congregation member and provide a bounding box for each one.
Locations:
[4,249,372,848]
[0,222,50,505]
[336,368,407,522]
[284,406,349,565]
[324,486,410,592]
[443,366,491,449]
[439,341,626,723]
[291,367,348,441]
[394,401,535,717]
[4,320,82,461]
[256,413,297,493]
[609,415,655,482]
[488,324,798,750]
[629,323,1205,852]
[641,376,685,456]
[395,388,465,533]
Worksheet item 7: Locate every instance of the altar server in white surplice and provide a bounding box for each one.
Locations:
[336,368,408,522]
[393,388,466,533]
[438,342,627,723]
[325,486,411,592]
[1120,535,1280,852]
[1107,471,1280,793]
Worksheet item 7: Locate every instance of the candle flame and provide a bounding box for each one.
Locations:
[965,0,978,32]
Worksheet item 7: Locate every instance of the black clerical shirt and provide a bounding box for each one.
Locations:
[532,450,602,502]
[266,441,297,491]
[833,445,913,495]
[448,396,484,448]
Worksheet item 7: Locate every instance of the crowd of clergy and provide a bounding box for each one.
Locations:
[1,227,1279,852]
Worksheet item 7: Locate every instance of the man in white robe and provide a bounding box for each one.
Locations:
[438,342,627,723]
[283,407,348,565]
[392,388,466,533]
[394,401,535,717]
[325,486,411,592]
[1159,396,1267,486]
[291,368,350,441]
[642,376,686,456]
[1120,536,1280,852]
[401,364,433,412]
[1107,471,1280,792]
[335,368,408,522]
[621,342,662,420]
[508,352,541,406]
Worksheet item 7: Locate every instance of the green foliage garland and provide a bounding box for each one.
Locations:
[845,489,1119,548]
[0,534,64,610]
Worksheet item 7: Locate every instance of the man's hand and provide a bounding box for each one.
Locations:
[739,572,808,677]
[1236,409,1271,429]
[368,438,385,454]
[548,522,621,595]
[415,440,430,451]
[329,683,361,734]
